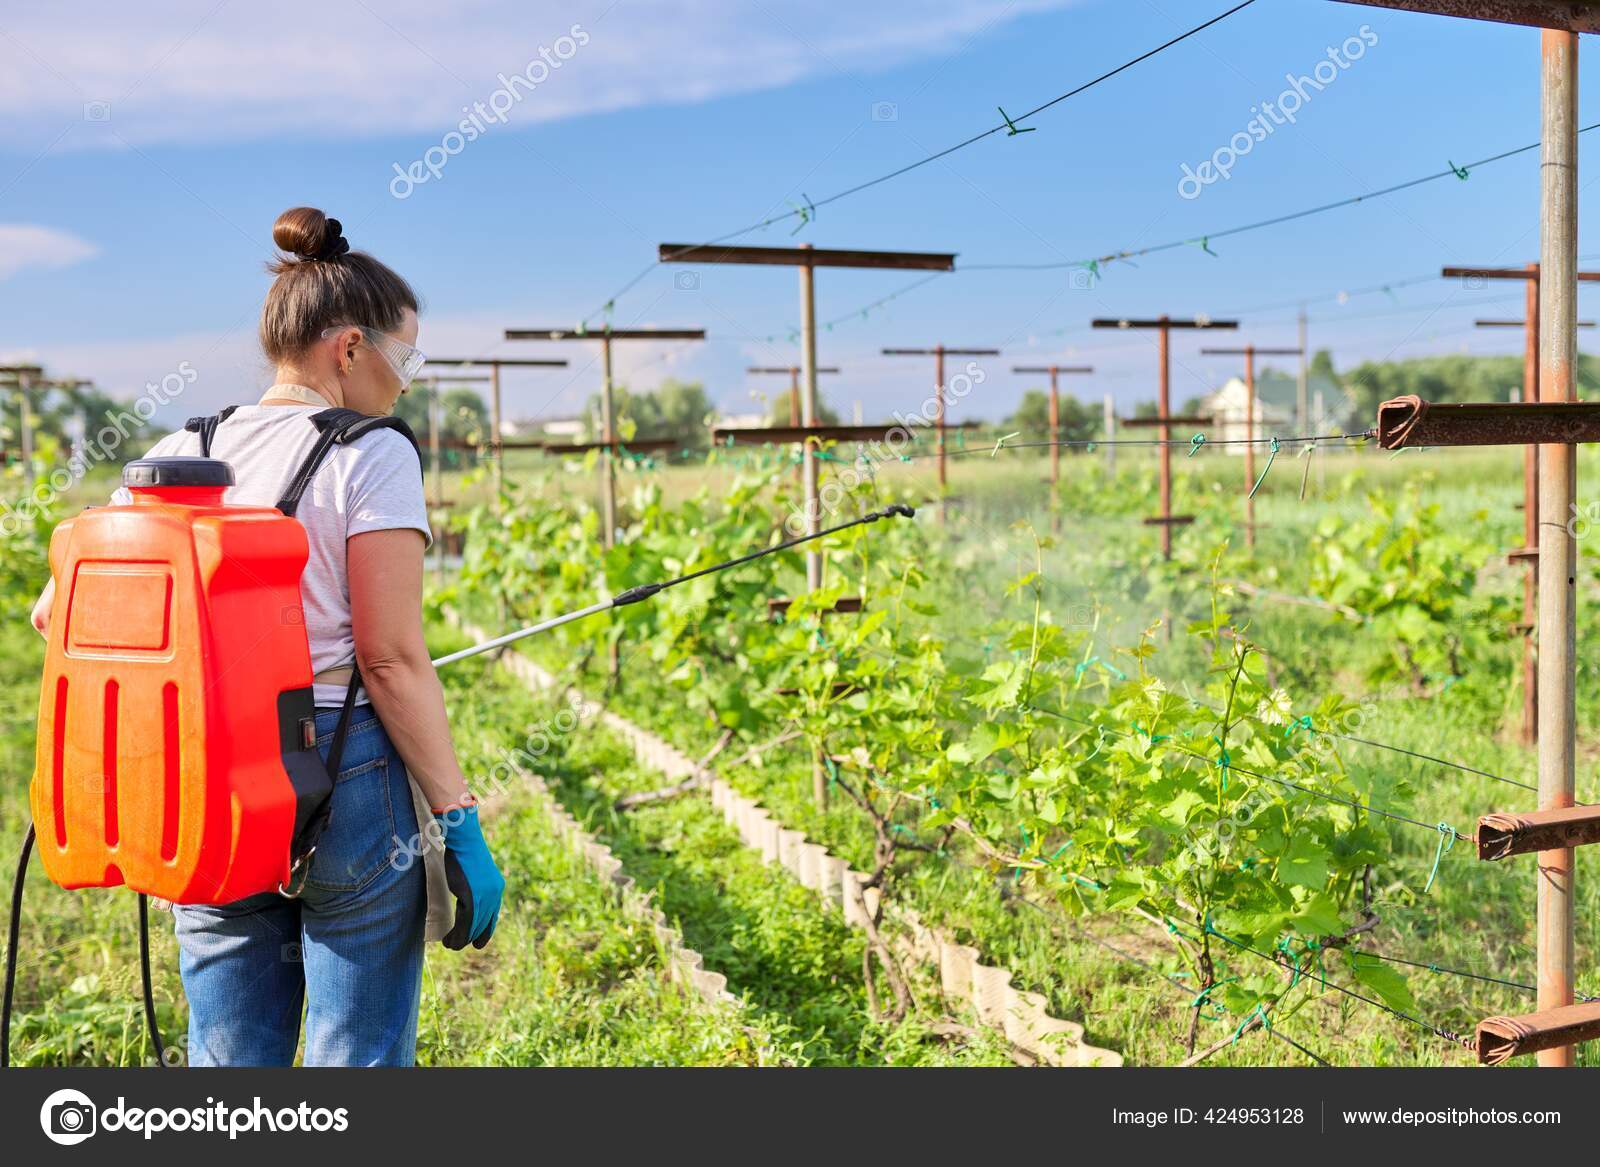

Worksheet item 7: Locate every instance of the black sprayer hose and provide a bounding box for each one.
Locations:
[1,828,166,1069]
[611,504,916,607]
[2,823,35,1068]
[138,895,167,1067]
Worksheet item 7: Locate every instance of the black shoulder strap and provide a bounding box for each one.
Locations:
[275,408,423,518]
[182,405,242,457]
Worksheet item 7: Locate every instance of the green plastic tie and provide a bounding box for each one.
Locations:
[1231,1003,1272,1044]
[1284,714,1315,739]
[998,106,1035,136]
[1247,437,1280,499]
[1424,822,1458,893]
[1188,432,1206,457]
[1448,159,1470,180]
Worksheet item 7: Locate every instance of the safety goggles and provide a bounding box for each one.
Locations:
[324,326,427,385]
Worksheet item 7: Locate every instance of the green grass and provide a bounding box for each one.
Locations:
[9,437,1600,1065]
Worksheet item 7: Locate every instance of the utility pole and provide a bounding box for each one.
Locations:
[1091,317,1237,558]
[659,241,953,591]
[882,344,1001,519]
[424,357,568,498]
[503,328,705,548]
[660,241,955,809]
[1201,344,1302,549]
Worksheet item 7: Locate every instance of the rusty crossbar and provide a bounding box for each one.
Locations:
[1476,804,1600,859]
[1376,395,1600,449]
[766,596,865,617]
[1142,515,1196,526]
[542,438,684,455]
[1335,2,1600,33]
[1120,415,1213,428]
[659,243,955,271]
[1477,1002,1600,1065]
[714,425,938,446]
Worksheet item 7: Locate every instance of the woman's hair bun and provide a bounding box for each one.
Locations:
[272,206,350,263]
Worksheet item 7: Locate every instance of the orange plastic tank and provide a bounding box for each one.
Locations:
[30,457,326,904]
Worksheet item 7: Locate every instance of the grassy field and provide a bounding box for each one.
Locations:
[5,434,1599,1066]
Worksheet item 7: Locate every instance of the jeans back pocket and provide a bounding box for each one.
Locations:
[305,754,399,893]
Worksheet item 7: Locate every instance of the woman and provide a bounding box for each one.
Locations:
[29,206,504,1067]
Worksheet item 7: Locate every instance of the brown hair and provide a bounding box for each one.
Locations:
[259,207,419,362]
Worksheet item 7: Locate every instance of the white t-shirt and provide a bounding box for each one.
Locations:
[113,402,432,706]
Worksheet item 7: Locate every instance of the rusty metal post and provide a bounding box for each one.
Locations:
[1104,393,1115,479]
[600,335,617,550]
[490,361,504,501]
[799,246,822,592]
[934,344,947,487]
[797,246,825,808]
[1524,265,1541,745]
[1296,308,1308,434]
[16,369,36,495]
[1158,318,1172,558]
[1048,366,1060,489]
[1537,26,1578,1065]
[1243,347,1256,549]
[1203,344,1300,547]
[427,380,445,580]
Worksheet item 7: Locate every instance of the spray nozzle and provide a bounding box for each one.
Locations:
[884,504,915,519]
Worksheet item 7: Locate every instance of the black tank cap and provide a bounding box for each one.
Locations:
[123,457,236,489]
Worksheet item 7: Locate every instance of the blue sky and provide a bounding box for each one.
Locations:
[1,0,1597,428]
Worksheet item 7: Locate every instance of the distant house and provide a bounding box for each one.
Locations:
[711,411,767,430]
[1196,368,1354,450]
[500,416,584,440]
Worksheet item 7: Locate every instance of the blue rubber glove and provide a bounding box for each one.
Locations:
[433,804,505,950]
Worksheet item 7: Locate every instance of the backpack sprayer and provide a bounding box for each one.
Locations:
[2,421,913,1066]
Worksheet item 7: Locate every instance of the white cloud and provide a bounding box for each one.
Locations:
[0,0,1079,149]
[0,224,98,279]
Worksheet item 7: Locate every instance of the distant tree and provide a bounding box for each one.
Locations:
[1337,354,1569,418]
[583,378,716,448]
[1309,347,1339,385]
[1004,388,1097,444]
[395,385,490,453]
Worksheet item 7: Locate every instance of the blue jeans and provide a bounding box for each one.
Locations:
[172,707,426,1066]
